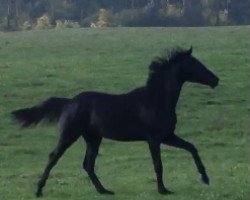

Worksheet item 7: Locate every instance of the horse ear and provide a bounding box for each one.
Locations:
[187,46,193,55]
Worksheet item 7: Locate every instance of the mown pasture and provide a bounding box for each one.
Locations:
[0,26,249,200]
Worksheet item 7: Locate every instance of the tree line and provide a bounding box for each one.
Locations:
[0,0,249,31]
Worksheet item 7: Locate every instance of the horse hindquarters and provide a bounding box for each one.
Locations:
[61,100,114,194]
[36,104,84,197]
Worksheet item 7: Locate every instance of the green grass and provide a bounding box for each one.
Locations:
[0,26,249,200]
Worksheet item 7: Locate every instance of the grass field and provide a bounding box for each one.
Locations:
[0,26,249,200]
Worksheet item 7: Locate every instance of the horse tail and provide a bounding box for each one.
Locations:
[11,97,71,127]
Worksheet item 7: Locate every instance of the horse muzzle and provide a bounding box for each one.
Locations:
[210,77,219,89]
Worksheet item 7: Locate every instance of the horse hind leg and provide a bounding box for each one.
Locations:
[82,135,114,195]
[36,127,80,197]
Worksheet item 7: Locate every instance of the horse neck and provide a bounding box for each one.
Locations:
[146,74,183,112]
[164,85,182,111]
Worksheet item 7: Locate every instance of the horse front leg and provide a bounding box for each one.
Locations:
[148,140,173,194]
[163,134,209,185]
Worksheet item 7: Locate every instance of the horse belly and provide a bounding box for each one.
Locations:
[94,118,147,141]
[102,129,147,141]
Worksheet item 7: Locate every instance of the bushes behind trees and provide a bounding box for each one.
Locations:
[0,0,249,31]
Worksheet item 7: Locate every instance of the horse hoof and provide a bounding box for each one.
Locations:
[201,174,210,185]
[35,191,43,198]
[105,190,115,195]
[158,188,174,195]
[99,189,115,195]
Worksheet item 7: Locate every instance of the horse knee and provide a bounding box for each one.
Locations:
[84,166,93,175]
[83,158,93,173]
[187,143,198,154]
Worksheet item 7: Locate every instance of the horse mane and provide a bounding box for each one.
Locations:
[149,47,192,74]
[146,47,192,95]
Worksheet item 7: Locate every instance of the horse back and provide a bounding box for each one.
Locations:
[71,90,149,141]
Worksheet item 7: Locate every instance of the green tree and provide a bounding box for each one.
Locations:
[183,0,204,26]
[228,0,250,24]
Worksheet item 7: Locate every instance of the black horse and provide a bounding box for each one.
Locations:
[12,47,219,197]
